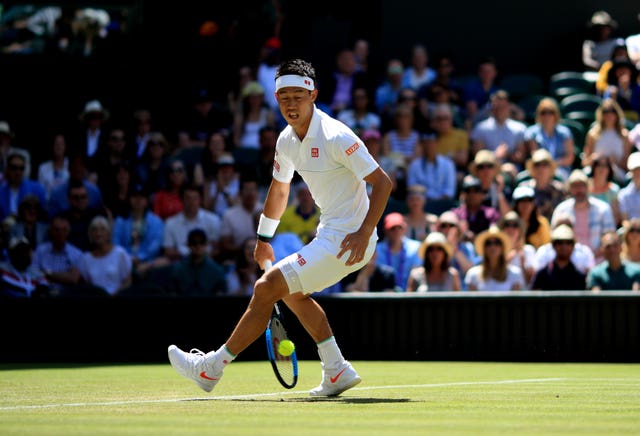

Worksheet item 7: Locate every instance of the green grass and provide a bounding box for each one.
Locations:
[1,361,639,435]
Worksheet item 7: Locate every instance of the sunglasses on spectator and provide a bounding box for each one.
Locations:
[110,135,125,141]
[484,239,502,247]
[602,108,616,114]
[438,222,457,229]
[539,110,556,116]
[476,164,494,170]
[534,161,550,167]
[188,240,207,246]
[8,164,25,171]
[552,240,574,246]
[171,167,185,173]
[426,246,445,253]
[503,222,520,229]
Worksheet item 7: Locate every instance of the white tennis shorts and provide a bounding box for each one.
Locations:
[277,231,377,294]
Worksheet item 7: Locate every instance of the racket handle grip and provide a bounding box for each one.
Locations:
[263,260,273,271]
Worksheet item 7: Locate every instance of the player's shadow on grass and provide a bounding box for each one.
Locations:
[213,397,415,404]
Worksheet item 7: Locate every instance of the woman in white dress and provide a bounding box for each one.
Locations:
[465,225,524,291]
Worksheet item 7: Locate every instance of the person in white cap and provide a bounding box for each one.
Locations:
[167,58,392,397]
[531,224,586,290]
[618,151,640,226]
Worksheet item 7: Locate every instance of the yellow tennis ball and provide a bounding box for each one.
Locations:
[278,339,295,356]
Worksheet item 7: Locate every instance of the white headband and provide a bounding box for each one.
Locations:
[275,74,314,92]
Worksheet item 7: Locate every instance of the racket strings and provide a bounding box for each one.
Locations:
[269,317,296,385]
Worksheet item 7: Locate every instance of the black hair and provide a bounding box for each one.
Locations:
[275,59,317,87]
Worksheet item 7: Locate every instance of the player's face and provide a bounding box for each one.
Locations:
[276,87,317,129]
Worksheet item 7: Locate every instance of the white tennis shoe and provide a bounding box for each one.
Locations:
[309,361,361,397]
[167,345,223,393]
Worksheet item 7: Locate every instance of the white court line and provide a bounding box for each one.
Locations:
[0,378,566,411]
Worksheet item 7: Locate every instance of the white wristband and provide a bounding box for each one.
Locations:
[257,213,280,238]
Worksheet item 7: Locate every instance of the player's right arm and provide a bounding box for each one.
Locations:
[263,179,290,221]
[255,179,291,266]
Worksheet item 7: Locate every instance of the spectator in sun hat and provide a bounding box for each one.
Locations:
[583,10,620,71]
[464,225,524,291]
[375,212,422,291]
[435,210,480,289]
[406,231,461,292]
[551,169,616,261]
[0,120,31,181]
[531,224,586,290]
[469,149,511,214]
[618,151,640,226]
[498,210,536,288]
[233,80,276,150]
[71,99,110,161]
[518,148,566,221]
[535,211,595,275]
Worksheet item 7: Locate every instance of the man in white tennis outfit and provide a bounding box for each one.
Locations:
[168,59,392,396]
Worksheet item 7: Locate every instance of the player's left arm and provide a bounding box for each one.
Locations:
[338,167,392,266]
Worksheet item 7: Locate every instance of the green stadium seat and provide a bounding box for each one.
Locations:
[560,93,602,116]
[549,71,596,99]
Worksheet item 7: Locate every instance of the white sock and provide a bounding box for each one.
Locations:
[205,345,236,368]
[317,336,345,370]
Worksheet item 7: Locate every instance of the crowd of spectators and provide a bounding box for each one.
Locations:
[2,8,640,297]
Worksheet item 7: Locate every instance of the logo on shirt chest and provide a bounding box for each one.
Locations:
[311,147,319,158]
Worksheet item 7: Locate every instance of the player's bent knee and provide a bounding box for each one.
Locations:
[253,269,288,303]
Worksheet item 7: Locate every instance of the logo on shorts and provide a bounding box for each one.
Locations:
[296,253,306,266]
[345,142,359,156]
[311,147,319,158]
[274,159,280,172]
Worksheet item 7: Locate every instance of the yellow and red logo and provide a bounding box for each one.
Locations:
[345,142,359,156]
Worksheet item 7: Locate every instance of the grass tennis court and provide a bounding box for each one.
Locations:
[1,361,639,435]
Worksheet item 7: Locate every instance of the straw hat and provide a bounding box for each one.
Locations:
[498,210,525,235]
[79,99,110,122]
[469,150,497,175]
[525,148,557,175]
[418,231,453,259]
[474,225,511,257]
[588,11,618,29]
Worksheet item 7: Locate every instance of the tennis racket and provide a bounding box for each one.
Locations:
[263,260,298,389]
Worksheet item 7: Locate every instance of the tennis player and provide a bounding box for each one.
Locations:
[168,58,392,396]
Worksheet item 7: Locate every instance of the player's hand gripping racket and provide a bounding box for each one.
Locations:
[263,260,298,389]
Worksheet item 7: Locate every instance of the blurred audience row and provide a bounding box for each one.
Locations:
[3,9,640,296]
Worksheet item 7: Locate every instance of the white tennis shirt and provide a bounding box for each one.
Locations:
[273,106,379,236]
